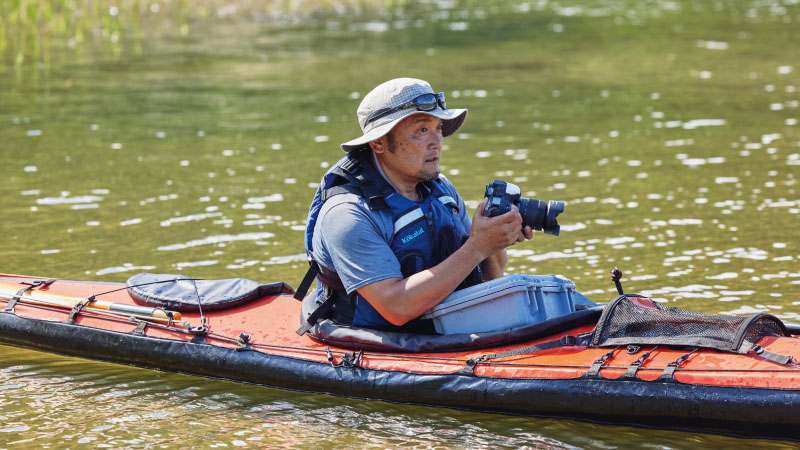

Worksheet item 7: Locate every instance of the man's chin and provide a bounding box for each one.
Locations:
[418,169,439,182]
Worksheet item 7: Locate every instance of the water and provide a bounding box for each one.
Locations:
[1,0,799,447]
[1,347,796,450]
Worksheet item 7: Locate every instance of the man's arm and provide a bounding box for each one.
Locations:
[358,199,530,326]
[480,224,532,281]
[481,249,508,281]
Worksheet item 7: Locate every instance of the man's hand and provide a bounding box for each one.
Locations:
[518,221,534,242]
[468,198,533,259]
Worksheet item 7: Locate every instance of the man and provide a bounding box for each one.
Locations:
[300,78,532,334]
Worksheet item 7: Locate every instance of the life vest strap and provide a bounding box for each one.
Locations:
[323,149,393,211]
[296,291,338,336]
[293,260,320,303]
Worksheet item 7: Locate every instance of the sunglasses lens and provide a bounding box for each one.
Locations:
[415,94,438,111]
[366,92,449,126]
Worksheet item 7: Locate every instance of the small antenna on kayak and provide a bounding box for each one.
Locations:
[188,278,209,335]
[610,267,624,295]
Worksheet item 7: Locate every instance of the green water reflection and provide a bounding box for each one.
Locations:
[1,0,799,447]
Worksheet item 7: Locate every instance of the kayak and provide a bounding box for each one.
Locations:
[1,272,799,441]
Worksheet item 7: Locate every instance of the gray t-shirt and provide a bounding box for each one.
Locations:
[312,175,471,295]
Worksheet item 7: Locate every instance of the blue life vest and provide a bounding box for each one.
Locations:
[299,149,482,333]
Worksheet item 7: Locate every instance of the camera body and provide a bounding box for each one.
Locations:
[483,180,565,236]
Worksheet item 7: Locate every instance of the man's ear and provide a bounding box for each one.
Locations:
[369,137,386,154]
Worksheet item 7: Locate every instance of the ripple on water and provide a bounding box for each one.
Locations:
[706,272,738,280]
[227,260,260,269]
[560,222,587,232]
[37,194,104,205]
[157,232,275,251]
[640,284,716,300]
[261,254,306,265]
[175,260,218,270]
[604,236,635,245]
[630,274,657,281]
[720,305,769,315]
[665,138,694,147]
[160,212,222,227]
[96,264,156,276]
[525,250,588,263]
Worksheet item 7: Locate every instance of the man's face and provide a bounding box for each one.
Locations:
[381,113,444,183]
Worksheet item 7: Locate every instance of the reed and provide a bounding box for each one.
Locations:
[1,0,394,68]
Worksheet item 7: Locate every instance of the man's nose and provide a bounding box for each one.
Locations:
[429,130,443,150]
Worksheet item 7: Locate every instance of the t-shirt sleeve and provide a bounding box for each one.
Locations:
[316,199,403,294]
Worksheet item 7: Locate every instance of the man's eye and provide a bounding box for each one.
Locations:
[419,127,428,132]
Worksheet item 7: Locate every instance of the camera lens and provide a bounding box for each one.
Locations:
[518,198,564,236]
[545,200,565,235]
[517,198,538,230]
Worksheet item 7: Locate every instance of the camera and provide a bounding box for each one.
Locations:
[483,180,565,236]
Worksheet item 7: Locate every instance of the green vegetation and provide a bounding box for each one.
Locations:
[1,0,394,67]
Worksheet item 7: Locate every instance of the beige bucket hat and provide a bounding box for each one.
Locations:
[340,78,468,152]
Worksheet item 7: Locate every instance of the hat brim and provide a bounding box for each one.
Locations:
[340,108,467,153]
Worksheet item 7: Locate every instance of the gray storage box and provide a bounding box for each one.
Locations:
[422,274,577,335]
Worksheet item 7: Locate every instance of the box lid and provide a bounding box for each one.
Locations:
[422,274,575,319]
[423,281,528,319]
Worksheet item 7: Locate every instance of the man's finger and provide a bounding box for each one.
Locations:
[475,198,488,216]
[496,206,522,223]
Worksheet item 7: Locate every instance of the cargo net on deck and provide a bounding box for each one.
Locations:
[591,295,790,356]
[457,294,796,376]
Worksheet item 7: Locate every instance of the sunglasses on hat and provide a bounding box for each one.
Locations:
[365,92,446,127]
